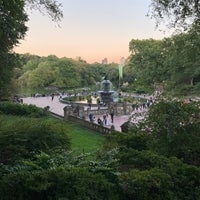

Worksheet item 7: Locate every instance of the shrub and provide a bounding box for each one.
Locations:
[0,167,120,200]
[119,168,174,200]
[146,100,200,165]
[0,102,48,117]
[0,116,71,164]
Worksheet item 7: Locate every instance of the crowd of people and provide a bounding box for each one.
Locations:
[13,96,23,104]
[89,110,115,127]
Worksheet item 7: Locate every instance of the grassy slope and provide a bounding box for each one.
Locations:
[66,121,105,154]
[0,114,105,155]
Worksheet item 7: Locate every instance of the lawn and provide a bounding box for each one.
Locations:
[66,121,105,154]
[0,114,105,156]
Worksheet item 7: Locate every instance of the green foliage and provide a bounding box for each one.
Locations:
[17,38,199,96]
[103,99,200,199]
[129,39,166,82]
[0,0,62,98]
[0,102,48,117]
[0,99,200,199]
[117,131,152,151]
[26,0,63,22]
[0,167,120,200]
[145,100,200,165]
[162,29,200,95]
[0,116,70,164]
[127,31,200,96]
[16,55,120,95]
[86,94,92,104]
[149,0,200,30]
[120,168,174,200]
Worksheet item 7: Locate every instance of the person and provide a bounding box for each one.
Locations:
[97,117,102,125]
[51,93,54,101]
[110,110,114,123]
[103,114,107,125]
[89,113,93,122]
[106,118,112,126]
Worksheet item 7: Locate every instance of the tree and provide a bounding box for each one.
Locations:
[145,100,200,165]
[0,0,62,99]
[149,0,200,30]
[160,28,200,95]
[127,32,200,95]
[0,0,28,98]
[53,58,82,89]
[128,39,167,93]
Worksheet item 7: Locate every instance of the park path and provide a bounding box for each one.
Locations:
[22,96,130,132]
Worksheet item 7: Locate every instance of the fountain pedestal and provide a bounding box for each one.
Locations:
[98,76,114,104]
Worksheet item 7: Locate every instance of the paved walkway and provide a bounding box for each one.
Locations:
[23,96,130,132]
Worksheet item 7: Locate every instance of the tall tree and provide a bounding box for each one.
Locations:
[0,0,27,98]
[128,39,167,92]
[0,0,62,99]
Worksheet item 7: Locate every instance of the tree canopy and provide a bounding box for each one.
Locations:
[17,55,119,94]
[150,0,200,30]
[127,30,200,95]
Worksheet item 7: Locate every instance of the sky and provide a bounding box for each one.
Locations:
[14,0,172,64]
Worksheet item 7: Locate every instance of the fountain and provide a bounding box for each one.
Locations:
[98,74,114,104]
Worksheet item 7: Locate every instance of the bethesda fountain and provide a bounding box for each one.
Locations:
[98,75,114,104]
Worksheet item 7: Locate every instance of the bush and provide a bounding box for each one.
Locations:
[0,167,120,200]
[146,100,200,165]
[119,162,200,200]
[0,102,48,117]
[0,116,71,164]
[119,168,174,200]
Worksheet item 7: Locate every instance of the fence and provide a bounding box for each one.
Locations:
[67,115,113,134]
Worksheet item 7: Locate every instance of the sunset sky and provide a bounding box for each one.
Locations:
[14,0,172,64]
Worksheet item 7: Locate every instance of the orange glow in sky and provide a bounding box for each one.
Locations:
[14,0,171,64]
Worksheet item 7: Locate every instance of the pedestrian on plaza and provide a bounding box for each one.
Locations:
[97,117,102,125]
[89,113,93,122]
[103,114,107,125]
[51,93,54,101]
[106,118,112,126]
[110,110,114,123]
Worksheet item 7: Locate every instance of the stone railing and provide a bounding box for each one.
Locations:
[67,115,114,134]
[62,102,133,134]
[63,102,133,117]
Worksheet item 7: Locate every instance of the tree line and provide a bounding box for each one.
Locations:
[15,25,200,97]
[16,54,119,95]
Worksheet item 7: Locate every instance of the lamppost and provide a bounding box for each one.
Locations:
[118,57,125,92]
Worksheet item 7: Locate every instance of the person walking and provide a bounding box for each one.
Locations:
[51,93,54,101]
[103,114,107,125]
[89,113,93,122]
[110,110,114,123]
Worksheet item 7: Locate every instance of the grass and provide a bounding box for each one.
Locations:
[0,114,105,156]
[66,121,105,155]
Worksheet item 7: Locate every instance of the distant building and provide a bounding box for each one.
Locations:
[102,57,108,64]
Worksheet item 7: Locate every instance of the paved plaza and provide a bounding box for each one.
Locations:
[23,96,130,132]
